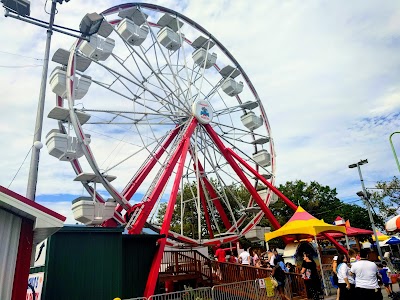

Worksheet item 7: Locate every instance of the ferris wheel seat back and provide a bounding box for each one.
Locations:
[78,34,115,61]
[241,111,263,131]
[157,26,183,51]
[45,129,90,161]
[192,48,217,69]
[71,196,117,225]
[116,18,149,46]
[221,78,243,96]
[49,67,92,100]
[47,106,91,125]
[252,149,271,167]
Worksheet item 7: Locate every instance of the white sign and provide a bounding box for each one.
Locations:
[27,272,44,300]
[258,278,266,289]
[33,239,47,267]
[192,99,213,124]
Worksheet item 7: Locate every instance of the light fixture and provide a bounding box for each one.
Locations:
[1,0,30,16]
[356,191,365,198]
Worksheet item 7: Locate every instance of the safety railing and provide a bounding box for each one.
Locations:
[160,250,212,284]
[124,276,308,300]
[287,272,307,299]
[148,287,212,300]
[211,261,272,284]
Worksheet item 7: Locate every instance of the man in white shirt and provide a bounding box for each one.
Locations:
[239,247,251,265]
[350,249,382,300]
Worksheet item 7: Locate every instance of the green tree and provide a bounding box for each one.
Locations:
[266,180,380,230]
[370,176,400,221]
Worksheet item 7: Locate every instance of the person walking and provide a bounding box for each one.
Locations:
[301,252,322,300]
[336,253,355,299]
[378,263,393,298]
[350,249,383,300]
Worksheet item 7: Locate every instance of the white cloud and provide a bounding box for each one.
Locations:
[1,0,400,227]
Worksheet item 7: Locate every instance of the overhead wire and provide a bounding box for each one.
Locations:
[8,146,33,189]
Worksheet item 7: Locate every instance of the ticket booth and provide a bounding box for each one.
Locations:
[0,186,65,300]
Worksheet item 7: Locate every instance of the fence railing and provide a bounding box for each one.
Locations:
[159,250,212,284]
[125,278,301,300]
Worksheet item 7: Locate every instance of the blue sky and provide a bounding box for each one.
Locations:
[0,0,399,224]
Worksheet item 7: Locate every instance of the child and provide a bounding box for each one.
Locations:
[378,263,393,298]
[382,261,393,291]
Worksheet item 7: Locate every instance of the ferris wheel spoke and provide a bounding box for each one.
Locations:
[87,58,187,115]
[135,21,190,112]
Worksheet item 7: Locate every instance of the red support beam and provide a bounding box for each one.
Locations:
[122,126,181,201]
[129,119,197,234]
[227,148,297,211]
[143,122,194,297]
[203,124,282,231]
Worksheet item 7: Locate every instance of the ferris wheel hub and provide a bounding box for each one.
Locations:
[192,99,213,124]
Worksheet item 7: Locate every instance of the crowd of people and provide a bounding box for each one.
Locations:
[215,245,296,271]
[332,248,396,300]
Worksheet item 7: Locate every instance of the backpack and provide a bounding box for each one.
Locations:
[274,265,286,283]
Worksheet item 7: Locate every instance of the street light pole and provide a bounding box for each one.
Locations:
[25,0,57,201]
[349,159,384,261]
[389,131,400,173]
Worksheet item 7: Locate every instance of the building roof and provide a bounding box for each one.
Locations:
[0,186,65,244]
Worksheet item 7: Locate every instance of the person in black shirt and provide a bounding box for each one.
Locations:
[301,252,322,300]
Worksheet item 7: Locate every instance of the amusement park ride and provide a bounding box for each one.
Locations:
[43,3,346,296]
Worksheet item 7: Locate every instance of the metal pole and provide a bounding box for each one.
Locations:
[26,0,57,201]
[314,236,328,296]
[356,164,384,261]
[389,131,400,173]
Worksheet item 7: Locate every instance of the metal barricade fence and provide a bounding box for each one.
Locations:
[126,275,297,300]
[148,287,212,300]
[212,280,258,300]
[254,277,292,300]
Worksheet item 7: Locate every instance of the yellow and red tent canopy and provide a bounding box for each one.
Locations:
[265,206,347,242]
[371,229,390,241]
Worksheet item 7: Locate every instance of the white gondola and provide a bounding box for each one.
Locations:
[78,34,115,61]
[253,149,271,167]
[221,78,243,96]
[157,27,182,51]
[48,106,91,125]
[72,197,117,225]
[49,67,92,99]
[74,75,92,99]
[116,18,149,46]
[192,48,217,69]
[45,129,90,161]
[240,111,263,130]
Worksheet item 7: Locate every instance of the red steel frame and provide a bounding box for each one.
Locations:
[142,118,197,296]
[115,116,347,297]
[129,119,198,235]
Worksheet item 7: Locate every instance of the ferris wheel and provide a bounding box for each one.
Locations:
[46,3,287,248]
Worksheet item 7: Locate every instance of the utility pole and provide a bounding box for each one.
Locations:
[349,159,383,261]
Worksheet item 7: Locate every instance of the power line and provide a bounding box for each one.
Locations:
[0,64,43,68]
[0,50,44,61]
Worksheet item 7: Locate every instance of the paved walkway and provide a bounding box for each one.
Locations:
[323,283,399,300]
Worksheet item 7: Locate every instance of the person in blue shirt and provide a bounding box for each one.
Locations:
[378,263,393,298]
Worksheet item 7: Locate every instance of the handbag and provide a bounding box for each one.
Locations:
[270,276,279,288]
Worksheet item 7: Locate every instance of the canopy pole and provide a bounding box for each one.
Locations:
[314,236,328,296]
[345,235,350,250]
